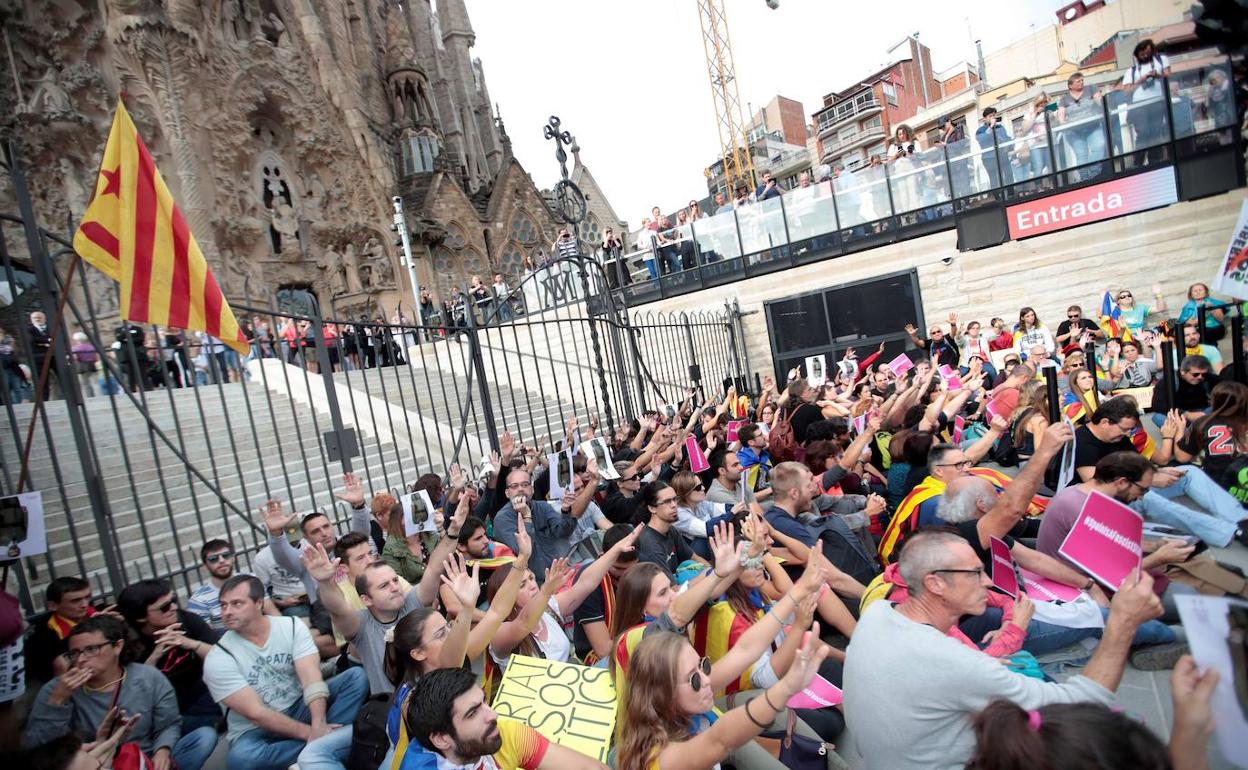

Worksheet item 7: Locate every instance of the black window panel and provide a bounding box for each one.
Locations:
[770,293,830,354]
[824,274,917,341]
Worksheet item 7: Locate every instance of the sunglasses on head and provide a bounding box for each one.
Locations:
[686,656,713,691]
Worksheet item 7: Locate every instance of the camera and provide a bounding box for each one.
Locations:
[392,196,402,204]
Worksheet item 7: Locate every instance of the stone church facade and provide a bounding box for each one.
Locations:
[0,0,618,321]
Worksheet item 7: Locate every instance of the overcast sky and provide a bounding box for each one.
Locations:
[468,0,1065,226]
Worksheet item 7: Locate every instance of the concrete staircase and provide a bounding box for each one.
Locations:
[4,373,427,603]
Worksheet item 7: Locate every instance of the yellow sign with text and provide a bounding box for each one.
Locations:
[490,655,617,762]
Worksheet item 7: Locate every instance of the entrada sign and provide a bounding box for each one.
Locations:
[1006,167,1178,240]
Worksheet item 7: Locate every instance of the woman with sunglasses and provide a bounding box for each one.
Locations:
[616,623,830,770]
[25,614,219,770]
[115,578,222,734]
[1114,284,1167,340]
[672,470,741,559]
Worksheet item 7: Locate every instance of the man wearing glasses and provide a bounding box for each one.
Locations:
[1054,305,1104,349]
[186,539,278,630]
[491,467,584,585]
[844,529,1167,770]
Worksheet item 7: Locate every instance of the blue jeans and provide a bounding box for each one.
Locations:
[172,725,219,770]
[226,667,368,770]
[1022,611,1175,656]
[1134,464,1244,546]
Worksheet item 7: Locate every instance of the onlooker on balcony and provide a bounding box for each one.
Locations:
[932,116,972,196]
[713,191,733,215]
[672,210,696,270]
[1017,94,1055,184]
[754,169,782,201]
[1056,72,1106,181]
[975,107,1013,190]
[646,209,680,276]
[1115,38,1171,166]
[886,124,922,213]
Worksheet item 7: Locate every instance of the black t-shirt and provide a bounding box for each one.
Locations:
[919,337,960,368]
[1153,373,1218,414]
[1055,318,1099,342]
[787,402,824,444]
[602,489,641,525]
[1178,419,1245,494]
[953,520,1014,571]
[1073,425,1135,473]
[637,525,693,576]
[572,579,610,660]
[132,610,221,710]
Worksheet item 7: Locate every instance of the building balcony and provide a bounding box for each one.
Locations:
[820,125,886,163]
[815,94,883,138]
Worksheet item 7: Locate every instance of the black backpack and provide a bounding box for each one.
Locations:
[346,693,393,770]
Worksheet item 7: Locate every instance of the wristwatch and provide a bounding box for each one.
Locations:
[1082,577,1095,591]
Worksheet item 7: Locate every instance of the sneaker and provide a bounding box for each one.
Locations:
[1129,641,1189,671]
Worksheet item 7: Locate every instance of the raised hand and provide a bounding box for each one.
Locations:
[778,624,831,696]
[543,558,573,595]
[794,548,829,599]
[260,499,295,536]
[709,521,740,578]
[500,431,516,461]
[793,590,819,632]
[448,491,472,535]
[89,708,141,758]
[335,472,366,508]
[990,414,1010,432]
[903,323,918,335]
[864,494,887,517]
[514,513,533,560]
[762,374,776,392]
[609,523,644,556]
[441,553,482,609]
[300,543,339,583]
[448,463,465,490]
[1041,421,1074,449]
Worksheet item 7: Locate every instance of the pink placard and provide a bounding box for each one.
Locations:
[938,364,956,379]
[726,420,746,443]
[946,373,964,390]
[685,435,710,473]
[1018,568,1083,603]
[1057,490,1144,590]
[886,353,914,377]
[989,536,1019,598]
[984,395,1014,423]
[786,674,843,709]
[850,414,867,436]
[952,415,965,444]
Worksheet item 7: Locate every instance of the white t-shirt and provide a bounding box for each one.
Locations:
[204,616,318,742]
[252,546,307,600]
[1121,54,1170,103]
[489,597,571,671]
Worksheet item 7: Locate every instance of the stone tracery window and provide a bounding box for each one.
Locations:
[510,214,537,245]
[499,241,524,278]
[578,215,601,246]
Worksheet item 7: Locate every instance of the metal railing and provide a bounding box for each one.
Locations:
[0,146,749,613]
[615,56,1243,305]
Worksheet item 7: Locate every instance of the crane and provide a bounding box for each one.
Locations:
[697,0,758,197]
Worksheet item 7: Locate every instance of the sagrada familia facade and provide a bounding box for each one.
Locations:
[0,0,626,320]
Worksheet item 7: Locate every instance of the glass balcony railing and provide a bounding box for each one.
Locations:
[601,56,1243,304]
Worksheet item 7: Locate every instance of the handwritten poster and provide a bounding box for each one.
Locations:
[491,655,617,762]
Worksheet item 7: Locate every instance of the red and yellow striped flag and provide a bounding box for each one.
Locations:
[73,101,247,354]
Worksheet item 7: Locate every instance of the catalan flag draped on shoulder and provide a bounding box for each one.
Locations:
[73,101,247,354]
[1099,290,1131,342]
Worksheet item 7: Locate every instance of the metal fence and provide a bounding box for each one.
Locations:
[0,144,748,613]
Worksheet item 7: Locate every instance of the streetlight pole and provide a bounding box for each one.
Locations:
[392,195,421,321]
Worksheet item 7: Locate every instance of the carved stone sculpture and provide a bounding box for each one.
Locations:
[342,243,365,294]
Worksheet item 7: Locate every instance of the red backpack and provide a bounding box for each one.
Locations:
[767,407,800,463]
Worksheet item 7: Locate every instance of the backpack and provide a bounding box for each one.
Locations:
[768,407,800,463]
[989,423,1019,467]
[347,693,394,770]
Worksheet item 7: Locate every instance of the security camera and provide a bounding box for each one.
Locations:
[940,255,955,266]
[765,0,779,8]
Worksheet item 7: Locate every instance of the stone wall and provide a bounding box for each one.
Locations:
[633,190,1242,378]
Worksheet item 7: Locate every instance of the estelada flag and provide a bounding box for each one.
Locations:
[73,101,247,354]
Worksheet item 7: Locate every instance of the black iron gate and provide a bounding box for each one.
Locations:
[0,143,747,612]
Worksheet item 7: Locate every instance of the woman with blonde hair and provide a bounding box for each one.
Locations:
[1010,381,1049,465]
[616,625,829,770]
[1062,368,1099,425]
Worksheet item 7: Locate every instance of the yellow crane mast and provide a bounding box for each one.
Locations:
[697,0,756,197]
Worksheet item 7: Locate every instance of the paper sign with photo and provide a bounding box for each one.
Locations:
[658,403,678,420]
[726,420,746,443]
[805,354,827,386]
[685,435,710,473]
[1057,491,1144,590]
[1173,595,1248,767]
[0,491,45,561]
[402,489,437,536]
[886,353,914,377]
[580,438,619,479]
[1054,417,1077,493]
[476,454,496,482]
[552,450,574,491]
[786,675,843,708]
[850,414,867,436]
[989,536,1019,598]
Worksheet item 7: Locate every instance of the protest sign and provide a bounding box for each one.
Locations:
[0,491,45,561]
[850,414,867,436]
[984,394,1014,423]
[1173,595,1248,767]
[1018,567,1082,603]
[805,354,827,385]
[685,435,710,473]
[786,674,842,709]
[1057,491,1143,590]
[952,415,965,444]
[886,353,914,377]
[989,536,1019,598]
[726,420,746,443]
[1211,198,1248,301]
[580,438,618,479]
[491,655,617,763]
[401,489,437,536]
[938,364,964,390]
